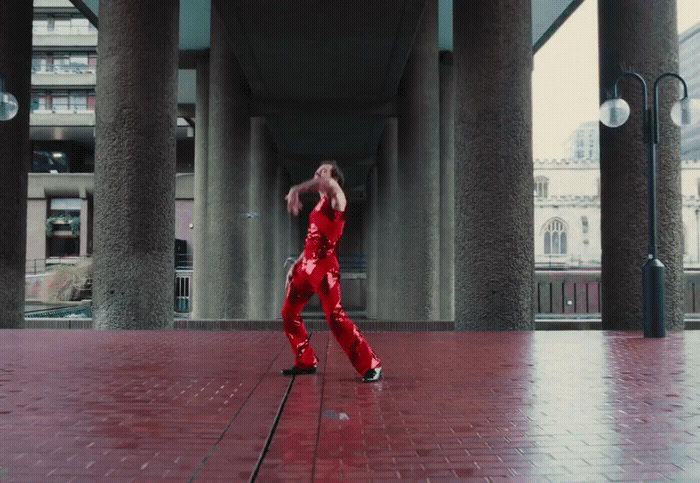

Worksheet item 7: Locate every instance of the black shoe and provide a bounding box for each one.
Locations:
[362,366,383,382]
[282,365,317,376]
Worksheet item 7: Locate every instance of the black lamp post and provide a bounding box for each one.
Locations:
[600,71,700,337]
[0,73,19,121]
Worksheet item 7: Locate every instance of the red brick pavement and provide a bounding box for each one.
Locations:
[2,330,700,481]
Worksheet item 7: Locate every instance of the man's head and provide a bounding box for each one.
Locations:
[314,161,344,188]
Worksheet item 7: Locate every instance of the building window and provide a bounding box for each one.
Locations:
[87,92,96,110]
[31,91,48,111]
[52,53,71,73]
[32,14,94,35]
[33,151,68,173]
[51,92,69,111]
[31,90,95,112]
[697,179,700,198]
[87,54,97,72]
[32,54,49,73]
[543,218,567,255]
[582,216,589,234]
[47,198,81,258]
[32,52,96,74]
[33,17,49,34]
[70,92,87,111]
[535,176,549,198]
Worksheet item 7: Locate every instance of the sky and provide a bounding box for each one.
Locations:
[532,0,700,158]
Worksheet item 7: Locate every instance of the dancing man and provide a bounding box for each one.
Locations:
[281,161,382,382]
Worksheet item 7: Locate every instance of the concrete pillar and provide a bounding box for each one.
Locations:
[439,50,455,321]
[0,0,32,328]
[273,165,291,317]
[376,118,399,319]
[397,0,440,320]
[192,55,209,319]
[249,117,278,319]
[365,166,378,319]
[203,6,251,318]
[454,0,534,330]
[599,0,683,330]
[93,0,179,329]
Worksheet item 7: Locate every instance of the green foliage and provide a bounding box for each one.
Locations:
[45,214,80,237]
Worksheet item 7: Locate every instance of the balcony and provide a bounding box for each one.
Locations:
[32,63,96,87]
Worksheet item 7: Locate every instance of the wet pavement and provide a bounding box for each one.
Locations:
[1,329,700,481]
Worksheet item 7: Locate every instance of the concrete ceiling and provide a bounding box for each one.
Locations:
[69,0,582,187]
[74,0,582,52]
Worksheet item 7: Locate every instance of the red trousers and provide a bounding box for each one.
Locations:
[281,263,381,375]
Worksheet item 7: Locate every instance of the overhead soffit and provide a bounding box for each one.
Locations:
[75,0,581,52]
[70,0,581,162]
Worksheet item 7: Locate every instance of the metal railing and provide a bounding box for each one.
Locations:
[536,269,601,314]
[175,270,192,313]
[32,63,94,74]
[31,101,93,112]
[33,25,97,36]
[23,264,700,317]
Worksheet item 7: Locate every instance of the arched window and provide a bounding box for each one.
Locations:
[543,218,567,255]
[534,176,549,198]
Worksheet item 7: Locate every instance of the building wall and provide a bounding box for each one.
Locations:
[680,22,700,160]
[535,157,700,269]
[26,199,48,266]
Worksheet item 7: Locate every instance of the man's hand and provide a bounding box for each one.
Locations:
[285,187,303,216]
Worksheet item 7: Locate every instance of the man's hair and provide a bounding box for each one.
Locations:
[324,161,344,188]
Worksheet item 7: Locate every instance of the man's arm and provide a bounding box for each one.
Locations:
[285,177,346,214]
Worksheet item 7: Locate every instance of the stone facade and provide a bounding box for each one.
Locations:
[534,157,700,269]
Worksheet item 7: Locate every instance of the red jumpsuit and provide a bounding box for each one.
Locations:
[282,196,381,375]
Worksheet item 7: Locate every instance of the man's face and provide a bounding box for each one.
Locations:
[314,163,334,181]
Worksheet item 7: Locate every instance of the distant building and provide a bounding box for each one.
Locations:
[26,0,194,268]
[534,157,700,269]
[680,22,700,160]
[562,121,599,161]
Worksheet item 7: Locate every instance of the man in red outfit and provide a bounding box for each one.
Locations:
[282,161,382,382]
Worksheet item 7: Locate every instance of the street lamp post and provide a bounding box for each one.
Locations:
[600,71,700,337]
[0,73,19,121]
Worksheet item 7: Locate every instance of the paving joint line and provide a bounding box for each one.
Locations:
[248,368,295,482]
[248,332,316,482]
[310,333,330,483]
[189,346,285,482]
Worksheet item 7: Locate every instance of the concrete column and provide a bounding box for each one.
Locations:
[94,0,179,329]
[249,117,278,319]
[0,0,32,328]
[192,55,209,319]
[454,0,534,330]
[376,118,399,319]
[203,6,251,318]
[439,50,455,321]
[365,166,378,319]
[599,0,683,330]
[273,165,291,317]
[397,0,440,320]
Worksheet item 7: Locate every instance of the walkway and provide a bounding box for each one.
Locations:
[1,330,700,481]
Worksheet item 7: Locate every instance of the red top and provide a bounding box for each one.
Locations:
[301,196,346,287]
